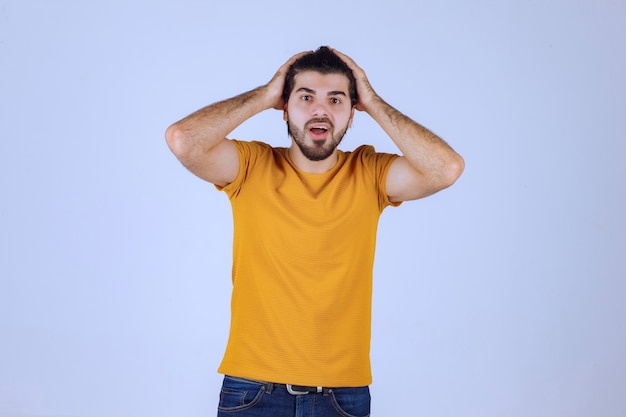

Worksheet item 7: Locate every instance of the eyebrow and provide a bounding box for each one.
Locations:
[296,87,347,97]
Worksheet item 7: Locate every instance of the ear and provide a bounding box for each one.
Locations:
[348,107,355,128]
[283,105,289,121]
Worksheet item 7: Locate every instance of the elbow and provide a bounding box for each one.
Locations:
[441,154,465,188]
[165,123,189,159]
[451,153,465,181]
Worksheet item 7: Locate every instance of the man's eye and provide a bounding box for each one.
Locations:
[301,95,311,101]
[330,98,341,104]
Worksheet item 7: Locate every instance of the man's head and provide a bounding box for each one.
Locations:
[282,48,357,162]
[282,46,357,107]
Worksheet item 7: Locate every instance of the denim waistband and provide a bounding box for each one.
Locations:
[225,375,358,396]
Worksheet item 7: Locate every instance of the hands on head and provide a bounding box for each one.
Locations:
[264,51,312,111]
[264,47,378,113]
[328,48,378,112]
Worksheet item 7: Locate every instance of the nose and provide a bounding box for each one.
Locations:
[311,102,328,117]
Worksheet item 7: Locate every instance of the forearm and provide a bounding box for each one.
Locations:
[366,96,463,183]
[166,86,270,158]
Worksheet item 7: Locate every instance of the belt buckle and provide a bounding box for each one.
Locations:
[286,384,322,395]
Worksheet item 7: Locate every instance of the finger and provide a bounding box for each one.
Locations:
[330,48,358,69]
[270,51,310,83]
[281,50,313,70]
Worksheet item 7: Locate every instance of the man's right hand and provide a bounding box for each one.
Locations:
[263,51,312,111]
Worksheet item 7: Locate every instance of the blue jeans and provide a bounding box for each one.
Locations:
[216,375,371,417]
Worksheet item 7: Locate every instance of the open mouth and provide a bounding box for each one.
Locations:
[307,121,331,140]
[310,125,328,135]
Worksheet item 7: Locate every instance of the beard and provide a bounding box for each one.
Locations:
[287,118,348,161]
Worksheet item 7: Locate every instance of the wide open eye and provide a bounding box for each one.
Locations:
[330,97,341,104]
[301,95,312,101]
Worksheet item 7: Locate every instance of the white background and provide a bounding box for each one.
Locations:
[1,0,625,416]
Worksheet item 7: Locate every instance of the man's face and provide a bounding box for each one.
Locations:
[284,71,355,161]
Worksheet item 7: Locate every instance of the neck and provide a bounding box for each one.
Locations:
[288,145,338,174]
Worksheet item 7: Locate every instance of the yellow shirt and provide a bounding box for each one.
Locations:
[217,140,400,387]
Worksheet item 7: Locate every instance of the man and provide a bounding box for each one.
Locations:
[166,46,464,416]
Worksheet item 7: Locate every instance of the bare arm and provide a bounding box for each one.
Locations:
[332,49,464,202]
[165,52,309,186]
